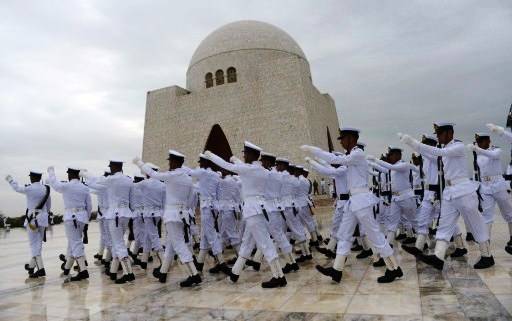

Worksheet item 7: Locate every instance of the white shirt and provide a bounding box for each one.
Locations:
[87,172,133,219]
[8,179,50,227]
[279,170,296,208]
[475,146,508,194]
[141,165,193,223]
[131,181,145,217]
[309,161,348,209]
[373,159,417,201]
[189,167,221,208]
[414,139,478,200]
[47,176,92,224]
[207,153,269,218]
[217,175,241,211]
[137,177,166,217]
[295,176,312,207]
[90,186,109,219]
[263,168,283,212]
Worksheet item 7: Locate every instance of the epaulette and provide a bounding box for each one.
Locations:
[454,139,462,142]
[60,180,67,183]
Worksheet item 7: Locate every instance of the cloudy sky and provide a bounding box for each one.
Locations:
[1,0,511,216]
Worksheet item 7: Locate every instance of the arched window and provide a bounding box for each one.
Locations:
[205,73,213,88]
[227,67,237,83]
[215,69,224,85]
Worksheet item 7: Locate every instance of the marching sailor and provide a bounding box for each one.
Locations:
[399,122,494,270]
[47,166,92,281]
[294,166,321,247]
[5,170,51,278]
[129,175,145,266]
[204,142,287,288]
[133,150,202,287]
[302,127,403,283]
[217,168,242,254]
[91,169,112,267]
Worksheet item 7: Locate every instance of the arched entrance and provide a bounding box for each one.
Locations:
[203,124,233,161]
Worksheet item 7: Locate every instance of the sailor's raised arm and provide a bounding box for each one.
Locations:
[204,151,240,173]
[301,145,343,164]
[306,157,345,177]
[487,123,512,143]
[133,157,170,181]
[5,175,27,194]
[398,133,463,157]
[47,166,66,193]
[467,144,502,159]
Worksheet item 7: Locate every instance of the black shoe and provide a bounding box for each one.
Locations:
[148,256,153,263]
[309,240,319,247]
[59,254,66,263]
[152,267,161,279]
[127,273,135,281]
[282,263,293,274]
[193,242,200,250]
[356,249,373,259]
[29,268,46,278]
[63,268,70,276]
[180,274,202,287]
[289,239,296,245]
[227,257,238,265]
[246,260,261,271]
[158,273,167,283]
[395,233,406,241]
[139,262,147,270]
[402,244,422,257]
[290,262,300,272]
[209,262,228,274]
[315,265,342,283]
[295,255,307,263]
[466,233,475,242]
[73,264,79,271]
[229,272,239,283]
[323,237,330,245]
[373,258,385,267]
[70,270,89,282]
[507,237,512,247]
[402,237,416,244]
[317,234,323,242]
[351,244,363,252]
[109,272,117,281]
[94,253,102,260]
[506,245,512,255]
[450,248,468,258]
[420,254,444,271]
[194,261,204,273]
[377,267,403,283]
[25,264,34,275]
[261,276,287,288]
[226,244,233,250]
[474,256,495,269]
[115,274,130,284]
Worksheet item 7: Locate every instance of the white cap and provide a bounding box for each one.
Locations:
[67,166,81,172]
[243,141,262,152]
[168,149,185,159]
[198,153,208,160]
[422,134,437,142]
[434,121,455,127]
[109,159,124,164]
[29,170,43,176]
[145,162,159,170]
[475,132,490,138]
[260,151,276,158]
[276,157,289,163]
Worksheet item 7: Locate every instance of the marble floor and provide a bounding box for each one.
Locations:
[0,206,511,321]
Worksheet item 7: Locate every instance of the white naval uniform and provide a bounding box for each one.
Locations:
[90,187,111,258]
[206,154,280,266]
[47,175,92,258]
[311,147,394,259]
[189,167,224,256]
[474,146,512,226]
[87,172,133,260]
[141,165,195,265]
[137,177,166,253]
[372,160,418,238]
[308,161,348,244]
[7,180,50,259]
[415,152,441,236]
[130,182,145,254]
[187,185,200,242]
[263,168,293,255]
[295,175,318,236]
[279,171,308,243]
[411,139,489,244]
[217,175,242,248]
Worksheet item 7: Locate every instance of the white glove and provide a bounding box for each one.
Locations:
[132,156,142,167]
[397,132,404,139]
[300,145,318,153]
[5,175,13,183]
[486,123,505,135]
[47,166,55,175]
[79,169,88,179]
[304,156,312,163]
[366,155,376,162]
[466,144,477,152]
[204,151,214,159]
[315,158,329,166]
[399,133,415,145]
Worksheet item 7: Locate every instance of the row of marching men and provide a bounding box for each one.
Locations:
[5,142,324,288]
[307,122,512,285]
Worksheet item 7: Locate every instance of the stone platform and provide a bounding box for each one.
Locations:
[0,206,511,321]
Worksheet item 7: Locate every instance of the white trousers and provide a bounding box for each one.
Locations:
[330,206,345,239]
[64,220,85,258]
[297,205,317,233]
[416,199,440,235]
[199,207,223,255]
[27,226,45,257]
[436,192,489,243]
[132,216,145,252]
[481,189,512,224]
[385,197,417,232]
[108,218,129,259]
[100,219,112,249]
[238,215,279,263]
[219,209,241,246]
[336,206,394,258]
[283,207,307,243]
[268,211,293,254]
[164,221,193,263]
[144,217,162,252]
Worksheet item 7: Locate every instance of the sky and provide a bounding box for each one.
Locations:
[1,0,511,216]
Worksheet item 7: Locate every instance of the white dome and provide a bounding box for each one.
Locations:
[189,20,307,69]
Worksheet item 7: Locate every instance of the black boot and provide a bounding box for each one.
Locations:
[450,248,468,258]
[420,254,444,270]
[465,232,475,242]
[246,260,261,271]
[373,258,385,267]
[24,264,34,276]
[356,249,373,259]
[115,274,131,284]
[315,265,342,283]
[351,242,363,252]
[109,272,117,281]
[317,247,336,259]
[179,274,202,287]
[227,257,238,265]
[158,272,167,283]
[139,261,147,270]
[152,266,161,279]
[228,272,239,283]
[63,268,71,276]
[402,237,416,244]
[209,262,230,274]
[282,263,295,274]
[474,256,495,269]
[506,245,512,255]
[194,260,204,273]
[396,233,406,241]
[402,244,422,257]
[94,253,102,260]
[29,268,46,278]
[59,254,66,263]
[309,240,319,247]
[261,276,287,288]
[70,270,89,282]
[377,267,403,283]
[507,237,512,247]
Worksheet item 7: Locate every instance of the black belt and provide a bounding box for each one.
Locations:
[504,174,512,181]
[428,184,439,192]
[339,194,349,201]
[414,189,424,196]
[381,191,391,196]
